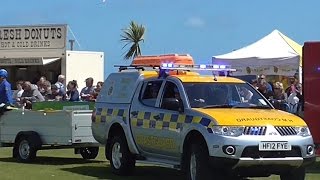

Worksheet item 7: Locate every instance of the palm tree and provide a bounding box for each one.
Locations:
[120,21,145,60]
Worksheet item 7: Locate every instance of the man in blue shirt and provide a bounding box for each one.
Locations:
[258,74,273,93]
[0,69,13,114]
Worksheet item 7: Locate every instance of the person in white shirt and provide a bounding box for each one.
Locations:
[13,81,24,102]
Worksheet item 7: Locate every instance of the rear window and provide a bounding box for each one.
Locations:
[140,81,163,107]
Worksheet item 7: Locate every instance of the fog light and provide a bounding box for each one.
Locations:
[223,145,236,155]
[307,145,314,155]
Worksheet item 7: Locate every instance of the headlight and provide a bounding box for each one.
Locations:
[211,126,244,137]
[294,126,311,137]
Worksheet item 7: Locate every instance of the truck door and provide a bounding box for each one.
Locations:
[130,78,184,158]
[130,79,164,155]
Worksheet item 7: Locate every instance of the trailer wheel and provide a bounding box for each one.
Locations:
[14,135,38,163]
[109,135,135,175]
[280,167,305,180]
[80,147,99,159]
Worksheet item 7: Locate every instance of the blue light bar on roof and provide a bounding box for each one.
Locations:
[160,63,236,72]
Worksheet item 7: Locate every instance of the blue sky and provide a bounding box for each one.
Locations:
[1,0,320,78]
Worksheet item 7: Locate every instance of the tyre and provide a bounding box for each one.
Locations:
[14,135,38,163]
[109,135,135,175]
[280,167,306,180]
[186,143,213,180]
[80,147,99,159]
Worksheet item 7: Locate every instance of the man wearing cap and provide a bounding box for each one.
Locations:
[80,77,95,101]
[0,69,13,114]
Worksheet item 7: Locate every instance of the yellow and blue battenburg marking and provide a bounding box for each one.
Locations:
[94,108,127,124]
[131,111,214,133]
[94,108,215,133]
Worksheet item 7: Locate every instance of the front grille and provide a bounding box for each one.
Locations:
[241,146,301,158]
[243,126,267,135]
[275,126,297,136]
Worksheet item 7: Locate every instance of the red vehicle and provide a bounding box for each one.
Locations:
[303,42,320,155]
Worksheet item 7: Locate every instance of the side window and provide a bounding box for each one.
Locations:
[160,81,183,111]
[140,81,162,107]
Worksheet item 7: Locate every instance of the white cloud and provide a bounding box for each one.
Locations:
[185,17,205,28]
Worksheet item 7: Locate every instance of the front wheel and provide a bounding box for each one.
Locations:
[109,135,135,175]
[80,147,99,159]
[280,167,306,180]
[187,143,213,180]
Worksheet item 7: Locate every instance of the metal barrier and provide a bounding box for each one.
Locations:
[270,100,304,117]
[269,100,290,112]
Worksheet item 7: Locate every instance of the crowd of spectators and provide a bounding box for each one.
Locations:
[250,74,303,115]
[13,74,104,109]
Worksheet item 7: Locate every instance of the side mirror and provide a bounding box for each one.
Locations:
[162,98,183,112]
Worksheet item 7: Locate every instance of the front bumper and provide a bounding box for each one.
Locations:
[206,134,316,169]
[209,156,315,177]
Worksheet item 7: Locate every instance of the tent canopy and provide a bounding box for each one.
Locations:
[212,30,302,76]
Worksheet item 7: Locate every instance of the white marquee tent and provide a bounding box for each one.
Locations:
[212,29,302,77]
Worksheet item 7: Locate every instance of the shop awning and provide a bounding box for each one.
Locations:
[42,57,61,65]
[0,57,61,66]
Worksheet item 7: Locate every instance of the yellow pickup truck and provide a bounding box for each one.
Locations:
[92,62,315,180]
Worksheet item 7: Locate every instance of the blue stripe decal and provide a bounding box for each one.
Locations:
[118,109,124,116]
[137,119,143,127]
[171,114,178,122]
[185,115,193,123]
[162,122,169,129]
[107,108,113,115]
[200,118,211,127]
[144,112,151,120]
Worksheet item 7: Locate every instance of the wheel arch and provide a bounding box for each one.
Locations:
[14,131,42,149]
[106,123,127,160]
[180,130,208,171]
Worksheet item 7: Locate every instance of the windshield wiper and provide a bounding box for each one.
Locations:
[202,104,234,108]
[202,104,272,109]
[243,106,272,109]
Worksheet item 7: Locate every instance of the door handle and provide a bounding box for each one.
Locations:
[153,115,161,120]
[131,111,138,117]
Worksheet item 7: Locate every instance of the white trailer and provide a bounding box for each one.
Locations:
[0,102,100,162]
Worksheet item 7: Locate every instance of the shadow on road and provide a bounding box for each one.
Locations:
[306,160,320,174]
[0,156,104,166]
[61,165,184,180]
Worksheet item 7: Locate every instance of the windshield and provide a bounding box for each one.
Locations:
[183,82,271,109]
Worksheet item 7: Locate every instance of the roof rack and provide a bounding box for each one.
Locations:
[114,65,160,72]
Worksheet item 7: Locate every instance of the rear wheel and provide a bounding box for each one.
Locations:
[109,135,135,175]
[80,147,99,159]
[280,167,305,180]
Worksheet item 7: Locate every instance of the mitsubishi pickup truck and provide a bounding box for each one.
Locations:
[92,63,315,180]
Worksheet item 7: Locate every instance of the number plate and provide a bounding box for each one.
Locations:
[258,141,291,151]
